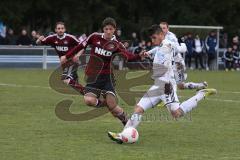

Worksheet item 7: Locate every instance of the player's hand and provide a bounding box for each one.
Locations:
[139,50,150,59]
[60,55,67,65]
[36,36,45,44]
[72,49,84,63]
[38,36,45,41]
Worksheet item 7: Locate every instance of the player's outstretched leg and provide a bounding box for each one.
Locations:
[107,131,124,144]
[170,88,217,118]
[158,81,209,108]
[108,105,144,144]
[178,81,208,90]
[105,93,128,126]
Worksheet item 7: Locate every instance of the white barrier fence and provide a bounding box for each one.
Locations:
[0,45,59,69]
[0,45,226,70]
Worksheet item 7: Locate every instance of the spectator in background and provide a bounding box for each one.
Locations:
[134,40,146,55]
[6,28,17,45]
[17,29,31,45]
[36,32,41,39]
[223,46,234,71]
[31,30,39,45]
[232,36,239,47]
[232,44,240,71]
[131,32,139,47]
[193,34,205,70]
[116,29,124,41]
[0,22,6,44]
[179,35,186,44]
[205,31,218,70]
[145,41,152,51]
[0,33,6,44]
[123,41,131,51]
[140,40,146,49]
[220,33,228,48]
[185,33,194,69]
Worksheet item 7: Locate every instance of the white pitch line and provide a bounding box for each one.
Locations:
[1,82,240,103]
[0,83,50,89]
[218,91,240,94]
[179,90,240,94]
[206,98,240,103]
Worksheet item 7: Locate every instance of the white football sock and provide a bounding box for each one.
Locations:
[124,113,142,129]
[180,92,205,114]
[184,82,203,89]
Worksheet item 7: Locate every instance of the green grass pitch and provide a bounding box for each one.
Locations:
[0,69,240,160]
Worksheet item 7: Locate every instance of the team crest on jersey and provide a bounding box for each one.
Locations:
[54,41,58,44]
[95,47,112,56]
[64,40,68,44]
[106,43,115,50]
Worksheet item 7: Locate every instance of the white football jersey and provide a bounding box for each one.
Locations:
[165,31,187,83]
[148,39,175,82]
[165,31,178,45]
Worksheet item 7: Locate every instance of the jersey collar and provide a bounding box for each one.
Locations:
[101,33,116,41]
[57,33,66,40]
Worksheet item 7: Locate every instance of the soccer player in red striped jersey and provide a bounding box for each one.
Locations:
[63,17,146,125]
[36,22,85,94]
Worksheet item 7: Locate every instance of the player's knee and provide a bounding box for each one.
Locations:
[171,109,183,118]
[134,105,144,114]
[177,83,185,90]
[84,95,97,106]
[62,79,70,85]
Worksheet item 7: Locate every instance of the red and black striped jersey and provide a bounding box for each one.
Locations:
[41,33,79,57]
[66,32,141,75]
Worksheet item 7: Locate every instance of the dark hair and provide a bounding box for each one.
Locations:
[55,21,65,28]
[102,17,117,28]
[147,24,163,36]
[160,22,169,28]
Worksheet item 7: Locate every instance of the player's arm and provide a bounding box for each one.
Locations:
[36,35,53,45]
[172,36,187,54]
[71,35,80,46]
[69,35,85,63]
[145,47,158,59]
[60,43,85,65]
[65,33,94,59]
[175,43,187,53]
[170,33,187,54]
[117,42,146,61]
[61,33,95,64]
[65,43,84,59]
[36,36,44,45]
[72,49,85,63]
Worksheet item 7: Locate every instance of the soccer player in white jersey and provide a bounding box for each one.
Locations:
[107,25,217,144]
[160,22,207,90]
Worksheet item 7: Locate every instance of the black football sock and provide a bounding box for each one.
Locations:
[116,111,128,126]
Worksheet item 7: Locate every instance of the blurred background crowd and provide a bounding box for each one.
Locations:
[0,26,239,71]
[1,0,240,71]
